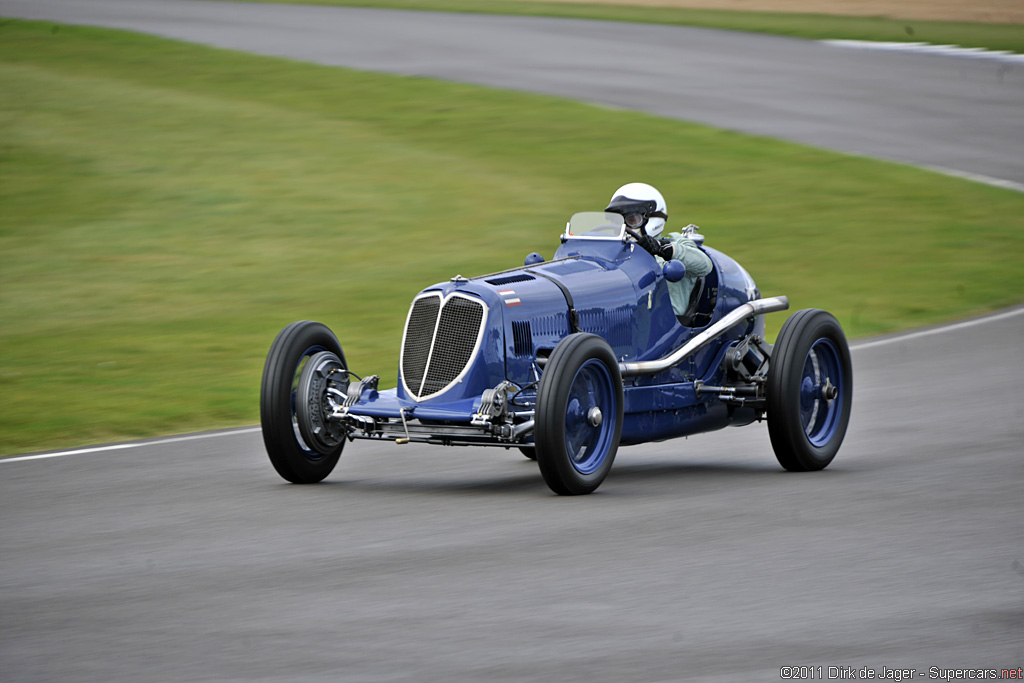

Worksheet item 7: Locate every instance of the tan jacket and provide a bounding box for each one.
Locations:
[655,233,714,318]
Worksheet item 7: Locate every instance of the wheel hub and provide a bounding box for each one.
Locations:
[821,378,838,402]
[297,352,348,453]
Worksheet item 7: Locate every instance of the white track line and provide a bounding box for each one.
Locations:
[916,165,1024,194]
[1,427,261,464]
[821,39,1024,64]
[850,305,1024,352]
[3,307,1022,463]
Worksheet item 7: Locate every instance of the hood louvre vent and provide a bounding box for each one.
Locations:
[486,273,535,286]
[511,320,533,357]
[540,261,599,277]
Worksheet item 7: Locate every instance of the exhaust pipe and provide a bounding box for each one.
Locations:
[619,296,788,377]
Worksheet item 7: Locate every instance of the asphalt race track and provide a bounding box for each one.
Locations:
[3,310,1023,681]
[2,0,1024,187]
[2,2,1023,681]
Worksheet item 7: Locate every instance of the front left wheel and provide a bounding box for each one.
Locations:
[260,321,348,483]
[535,334,624,495]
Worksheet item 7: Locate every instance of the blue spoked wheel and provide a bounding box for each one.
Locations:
[535,334,624,495]
[260,321,348,483]
[767,309,853,471]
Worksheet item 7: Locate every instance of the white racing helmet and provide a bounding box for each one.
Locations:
[605,182,667,237]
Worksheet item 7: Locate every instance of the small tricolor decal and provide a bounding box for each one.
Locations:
[499,290,522,306]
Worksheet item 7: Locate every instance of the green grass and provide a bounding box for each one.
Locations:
[229,0,1024,53]
[1,19,1022,456]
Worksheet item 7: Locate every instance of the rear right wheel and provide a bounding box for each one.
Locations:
[766,309,852,471]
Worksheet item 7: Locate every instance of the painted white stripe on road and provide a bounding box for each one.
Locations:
[850,305,1024,352]
[1,427,261,464]
[915,165,1024,194]
[833,151,1024,194]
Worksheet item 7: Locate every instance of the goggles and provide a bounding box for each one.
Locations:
[623,209,667,231]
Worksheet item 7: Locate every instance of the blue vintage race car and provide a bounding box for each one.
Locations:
[260,212,852,495]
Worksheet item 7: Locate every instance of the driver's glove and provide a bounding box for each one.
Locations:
[636,233,661,257]
[637,233,674,261]
[657,239,675,261]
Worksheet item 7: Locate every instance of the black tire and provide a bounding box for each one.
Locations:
[260,321,348,483]
[766,309,852,471]
[519,447,537,461]
[535,334,624,495]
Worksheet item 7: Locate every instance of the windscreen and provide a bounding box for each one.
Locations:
[564,212,626,240]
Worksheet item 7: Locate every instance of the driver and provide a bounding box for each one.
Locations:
[605,182,713,318]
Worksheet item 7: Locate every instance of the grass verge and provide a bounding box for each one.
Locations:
[1,19,1022,456]
[229,0,1024,53]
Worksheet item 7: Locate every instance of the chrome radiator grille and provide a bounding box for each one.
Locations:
[401,293,486,400]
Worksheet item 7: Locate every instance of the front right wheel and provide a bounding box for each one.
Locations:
[766,309,852,471]
[534,334,623,495]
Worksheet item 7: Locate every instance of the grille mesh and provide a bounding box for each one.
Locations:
[422,297,484,396]
[402,294,485,399]
[402,296,440,395]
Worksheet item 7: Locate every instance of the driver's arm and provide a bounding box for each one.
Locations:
[659,234,713,278]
